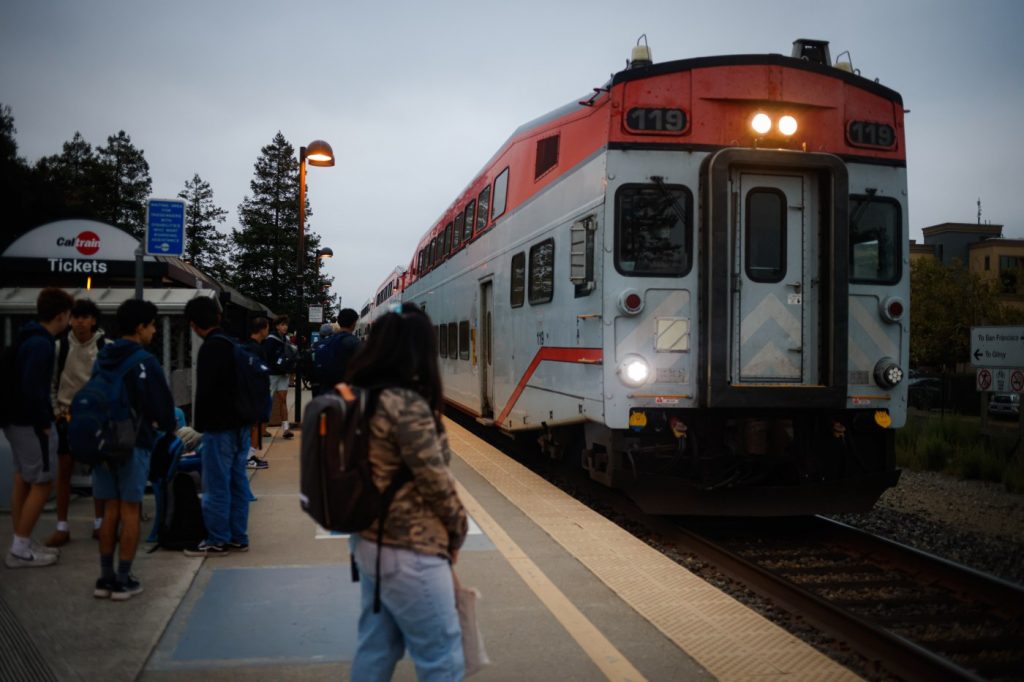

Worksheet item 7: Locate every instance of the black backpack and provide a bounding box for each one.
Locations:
[267,334,298,374]
[154,469,207,551]
[299,383,410,612]
[211,333,271,423]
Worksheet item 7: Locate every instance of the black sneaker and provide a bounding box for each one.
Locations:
[281,430,295,440]
[111,575,143,601]
[227,541,249,552]
[247,456,269,470]
[183,541,229,557]
[94,577,120,599]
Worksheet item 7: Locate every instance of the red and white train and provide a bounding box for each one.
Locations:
[362,39,909,515]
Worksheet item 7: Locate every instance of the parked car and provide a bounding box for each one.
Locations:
[908,377,942,410]
[988,393,1020,419]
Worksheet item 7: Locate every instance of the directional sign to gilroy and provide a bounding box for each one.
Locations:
[972,326,1024,394]
[971,326,1024,368]
[145,198,186,257]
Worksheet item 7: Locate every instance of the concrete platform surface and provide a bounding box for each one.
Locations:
[1,394,858,681]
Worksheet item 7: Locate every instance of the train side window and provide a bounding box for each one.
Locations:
[535,135,559,179]
[453,213,463,251]
[434,325,441,355]
[439,322,448,357]
[529,239,555,305]
[492,167,509,221]
[745,188,786,283]
[463,201,475,244]
[434,233,444,263]
[510,252,526,308]
[850,195,901,284]
[477,185,491,234]
[570,215,597,297]
[428,238,436,269]
[459,321,470,360]
[443,222,453,258]
[448,323,458,360]
[615,184,692,276]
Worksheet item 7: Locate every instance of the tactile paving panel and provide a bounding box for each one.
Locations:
[447,419,861,682]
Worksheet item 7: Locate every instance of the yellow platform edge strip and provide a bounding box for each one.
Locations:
[456,481,648,682]
[447,418,861,682]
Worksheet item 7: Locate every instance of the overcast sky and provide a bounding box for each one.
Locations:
[3,0,1022,308]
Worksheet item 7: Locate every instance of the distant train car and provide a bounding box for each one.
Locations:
[375,39,908,515]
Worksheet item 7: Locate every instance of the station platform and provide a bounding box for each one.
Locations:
[1,400,858,681]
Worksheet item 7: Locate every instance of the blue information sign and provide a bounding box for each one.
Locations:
[145,198,186,256]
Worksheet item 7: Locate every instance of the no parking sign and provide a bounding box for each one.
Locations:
[1012,369,1024,393]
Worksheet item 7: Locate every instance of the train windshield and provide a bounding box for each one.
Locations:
[850,195,900,283]
[615,184,692,276]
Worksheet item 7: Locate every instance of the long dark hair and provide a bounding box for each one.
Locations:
[346,302,444,420]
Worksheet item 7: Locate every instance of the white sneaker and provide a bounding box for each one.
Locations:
[5,550,58,568]
[30,539,60,557]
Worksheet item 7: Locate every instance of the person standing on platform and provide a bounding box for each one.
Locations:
[244,316,270,470]
[183,296,252,556]
[3,288,72,568]
[347,302,468,681]
[313,307,362,396]
[47,298,108,547]
[91,298,177,600]
[262,315,295,440]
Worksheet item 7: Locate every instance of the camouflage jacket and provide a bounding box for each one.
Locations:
[358,387,468,559]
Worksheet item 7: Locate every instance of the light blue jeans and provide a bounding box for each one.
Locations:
[200,428,250,545]
[350,536,464,681]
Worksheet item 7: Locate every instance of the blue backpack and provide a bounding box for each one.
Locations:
[68,348,150,466]
[211,333,271,423]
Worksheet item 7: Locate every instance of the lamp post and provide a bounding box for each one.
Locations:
[295,139,334,422]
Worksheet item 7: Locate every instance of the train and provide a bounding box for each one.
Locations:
[361,38,908,515]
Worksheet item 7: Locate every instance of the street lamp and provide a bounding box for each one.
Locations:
[296,139,335,421]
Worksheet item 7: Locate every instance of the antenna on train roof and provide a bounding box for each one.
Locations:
[629,34,653,69]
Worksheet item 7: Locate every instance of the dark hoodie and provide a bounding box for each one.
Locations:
[10,321,57,430]
[95,339,176,450]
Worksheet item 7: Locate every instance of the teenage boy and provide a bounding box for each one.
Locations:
[244,316,270,470]
[48,298,108,547]
[4,287,72,568]
[92,299,176,600]
[262,315,295,439]
[184,296,251,556]
[315,308,362,393]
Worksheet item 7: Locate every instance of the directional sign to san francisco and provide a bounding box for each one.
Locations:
[970,326,1024,368]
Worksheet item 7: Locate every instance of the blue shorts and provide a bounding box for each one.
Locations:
[92,447,150,503]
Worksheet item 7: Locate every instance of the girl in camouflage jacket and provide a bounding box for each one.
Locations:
[347,303,468,681]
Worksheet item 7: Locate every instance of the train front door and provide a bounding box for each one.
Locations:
[730,170,820,385]
[480,280,494,417]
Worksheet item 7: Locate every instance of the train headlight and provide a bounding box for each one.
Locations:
[778,115,798,136]
[619,355,651,387]
[751,113,772,135]
[873,357,903,389]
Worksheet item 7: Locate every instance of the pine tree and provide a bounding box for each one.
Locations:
[0,104,36,241]
[232,132,328,329]
[94,130,152,239]
[178,173,231,280]
[32,131,104,226]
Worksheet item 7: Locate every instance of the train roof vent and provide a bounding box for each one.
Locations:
[791,38,831,66]
[629,34,652,69]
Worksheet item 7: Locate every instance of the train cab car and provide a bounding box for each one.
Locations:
[393,38,908,515]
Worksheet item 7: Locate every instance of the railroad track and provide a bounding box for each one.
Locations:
[447,412,1024,680]
[671,516,1024,681]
